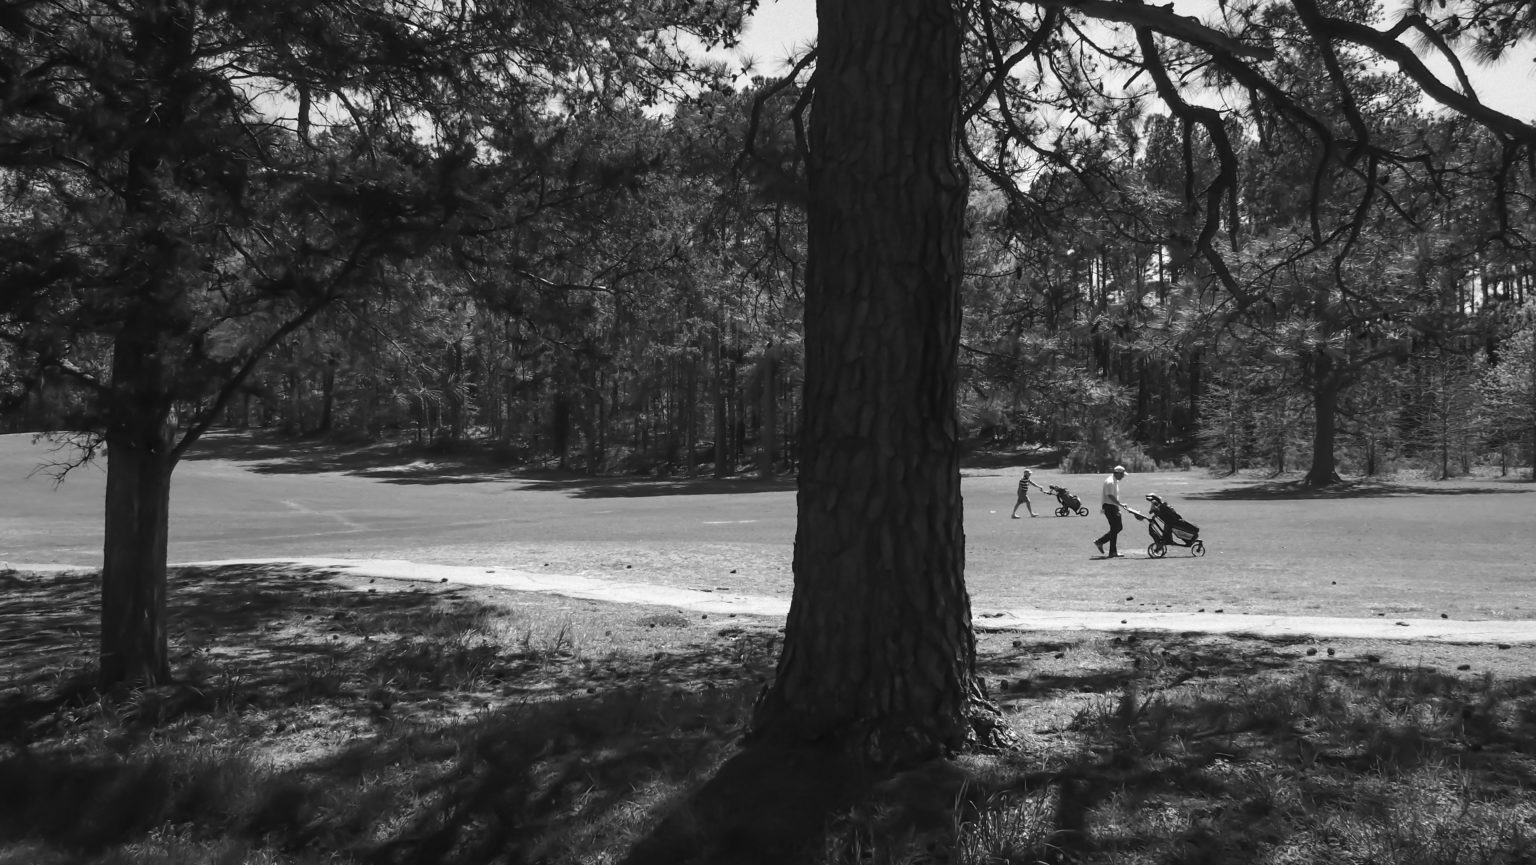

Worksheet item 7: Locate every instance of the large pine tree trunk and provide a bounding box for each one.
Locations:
[1187,348,1201,437]
[714,327,730,478]
[683,356,698,477]
[552,391,571,470]
[100,335,176,687]
[758,351,777,479]
[579,368,604,473]
[317,363,336,433]
[1305,350,1343,486]
[283,368,303,434]
[751,0,1014,765]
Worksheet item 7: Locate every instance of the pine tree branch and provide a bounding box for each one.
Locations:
[1027,0,1274,59]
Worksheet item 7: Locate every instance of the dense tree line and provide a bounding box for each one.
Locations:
[10,98,1528,483]
[6,14,1530,486]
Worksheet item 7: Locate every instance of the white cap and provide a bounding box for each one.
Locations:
[1113,465,1126,472]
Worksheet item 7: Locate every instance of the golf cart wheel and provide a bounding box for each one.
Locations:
[1148,543,1167,558]
[1055,506,1068,517]
[1192,541,1206,557]
[1076,506,1089,516]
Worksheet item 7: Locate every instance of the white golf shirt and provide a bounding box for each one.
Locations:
[1101,474,1122,508]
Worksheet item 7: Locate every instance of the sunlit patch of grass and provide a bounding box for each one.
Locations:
[509,614,580,660]
[954,786,1058,864]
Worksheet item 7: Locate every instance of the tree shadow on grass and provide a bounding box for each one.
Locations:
[1057,664,1536,860]
[0,562,787,864]
[0,568,99,685]
[181,430,529,481]
[8,567,1536,864]
[622,633,1536,864]
[964,633,1536,863]
[617,743,1004,865]
[1187,477,1536,500]
[0,686,763,864]
[618,743,882,865]
[181,430,796,495]
[0,563,464,743]
[517,475,795,498]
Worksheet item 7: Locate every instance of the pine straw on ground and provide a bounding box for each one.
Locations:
[2,564,1535,864]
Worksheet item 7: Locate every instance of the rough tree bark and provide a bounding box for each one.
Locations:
[97,1,194,688]
[100,323,178,687]
[714,325,731,478]
[750,0,1016,765]
[1305,348,1345,487]
[757,350,778,479]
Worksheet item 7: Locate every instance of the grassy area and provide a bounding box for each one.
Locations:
[3,564,1536,864]
[9,431,1536,624]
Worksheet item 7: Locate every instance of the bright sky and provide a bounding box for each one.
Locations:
[731,0,1536,122]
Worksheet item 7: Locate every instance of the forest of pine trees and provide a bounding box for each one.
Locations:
[3,2,1533,486]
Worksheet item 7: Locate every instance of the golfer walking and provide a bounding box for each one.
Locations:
[1011,469,1046,518]
[1094,465,1128,558]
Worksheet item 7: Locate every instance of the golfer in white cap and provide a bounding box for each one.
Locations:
[1094,465,1128,557]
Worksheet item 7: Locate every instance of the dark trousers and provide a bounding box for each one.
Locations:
[1096,505,1122,555]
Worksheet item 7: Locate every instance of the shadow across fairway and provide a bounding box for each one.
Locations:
[1187,477,1536,501]
[517,475,795,498]
[182,430,522,481]
[182,430,796,495]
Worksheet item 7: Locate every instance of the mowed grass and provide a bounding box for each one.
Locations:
[5,431,1535,621]
[4,563,1536,864]
[960,467,1536,622]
